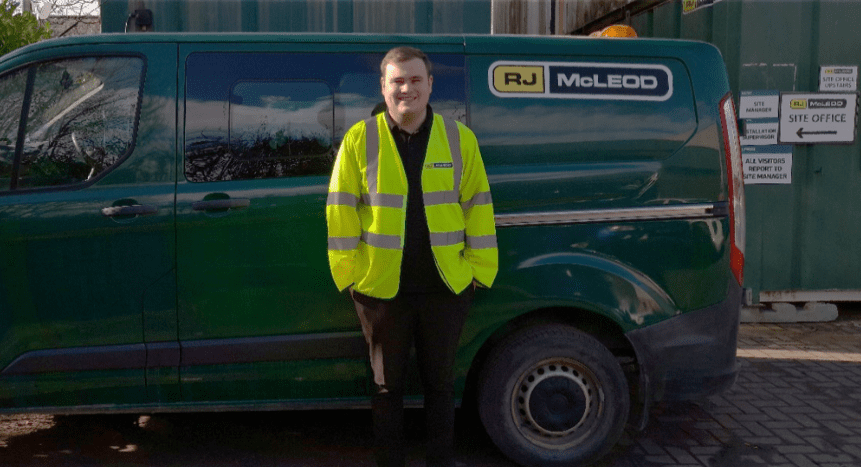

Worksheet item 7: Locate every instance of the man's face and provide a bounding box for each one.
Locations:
[381,58,433,123]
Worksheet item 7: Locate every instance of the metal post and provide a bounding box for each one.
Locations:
[490,0,496,34]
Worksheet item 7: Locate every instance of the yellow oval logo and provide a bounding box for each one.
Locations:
[790,99,807,109]
[492,66,544,93]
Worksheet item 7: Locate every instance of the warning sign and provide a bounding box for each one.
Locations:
[743,145,792,185]
[778,92,858,144]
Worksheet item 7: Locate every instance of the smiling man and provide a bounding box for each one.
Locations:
[326,46,498,467]
[381,49,432,133]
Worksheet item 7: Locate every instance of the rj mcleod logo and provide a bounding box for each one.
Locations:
[492,65,545,93]
[490,61,673,101]
[825,68,854,74]
[790,99,807,109]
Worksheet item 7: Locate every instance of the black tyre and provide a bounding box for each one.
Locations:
[477,324,629,466]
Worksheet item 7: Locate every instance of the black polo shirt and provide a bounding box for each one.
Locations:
[385,106,450,294]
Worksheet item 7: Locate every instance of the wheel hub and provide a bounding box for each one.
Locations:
[529,376,588,432]
[516,360,594,438]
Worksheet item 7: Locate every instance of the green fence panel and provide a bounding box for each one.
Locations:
[634,0,861,303]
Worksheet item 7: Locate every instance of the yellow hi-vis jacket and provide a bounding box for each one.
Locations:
[327,112,498,299]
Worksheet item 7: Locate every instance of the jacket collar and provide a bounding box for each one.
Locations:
[384,105,434,136]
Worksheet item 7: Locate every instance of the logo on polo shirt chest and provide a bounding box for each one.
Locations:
[425,162,453,169]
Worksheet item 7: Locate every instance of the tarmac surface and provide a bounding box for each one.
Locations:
[0,309,859,466]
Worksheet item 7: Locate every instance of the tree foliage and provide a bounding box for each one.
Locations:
[0,0,52,57]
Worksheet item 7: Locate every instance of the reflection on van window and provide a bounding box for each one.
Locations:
[17,57,142,189]
[0,68,27,191]
[184,52,466,183]
[186,81,334,182]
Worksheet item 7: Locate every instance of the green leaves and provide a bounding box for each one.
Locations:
[0,0,52,57]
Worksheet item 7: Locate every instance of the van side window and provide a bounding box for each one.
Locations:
[0,68,27,191]
[184,52,466,183]
[186,81,334,182]
[11,57,143,189]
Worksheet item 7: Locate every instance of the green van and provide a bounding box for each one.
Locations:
[0,33,745,466]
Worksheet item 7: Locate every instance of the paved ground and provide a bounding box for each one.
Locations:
[594,307,861,467]
[1,309,859,466]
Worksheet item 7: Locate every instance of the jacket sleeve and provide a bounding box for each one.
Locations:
[326,123,364,291]
[458,123,498,288]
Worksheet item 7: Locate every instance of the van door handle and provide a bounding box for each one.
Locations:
[101,204,159,217]
[191,198,251,211]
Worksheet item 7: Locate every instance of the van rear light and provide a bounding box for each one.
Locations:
[719,93,746,285]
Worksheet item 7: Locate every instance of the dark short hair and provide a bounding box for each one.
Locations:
[380,46,432,77]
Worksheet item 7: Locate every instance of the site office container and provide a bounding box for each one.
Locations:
[0,33,744,466]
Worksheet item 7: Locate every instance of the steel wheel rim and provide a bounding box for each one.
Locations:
[511,357,604,449]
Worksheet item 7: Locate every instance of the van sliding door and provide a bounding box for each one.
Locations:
[175,42,466,406]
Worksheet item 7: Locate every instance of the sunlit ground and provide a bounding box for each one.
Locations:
[0,311,859,466]
[737,309,861,362]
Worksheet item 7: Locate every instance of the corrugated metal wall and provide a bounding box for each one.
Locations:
[102,0,641,35]
[490,0,635,35]
[101,0,490,33]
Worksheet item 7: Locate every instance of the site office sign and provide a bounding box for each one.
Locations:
[778,92,858,144]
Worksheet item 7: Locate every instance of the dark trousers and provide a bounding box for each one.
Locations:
[353,287,474,467]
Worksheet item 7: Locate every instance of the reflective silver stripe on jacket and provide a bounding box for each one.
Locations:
[444,118,462,191]
[461,191,492,212]
[328,233,402,250]
[361,192,404,209]
[363,118,406,209]
[424,190,459,206]
[466,234,497,249]
[423,119,462,207]
[365,117,380,196]
[361,231,401,249]
[327,191,359,208]
[430,230,464,247]
[428,232,497,249]
[328,236,360,250]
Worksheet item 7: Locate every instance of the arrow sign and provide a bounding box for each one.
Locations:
[796,128,838,138]
[779,92,857,144]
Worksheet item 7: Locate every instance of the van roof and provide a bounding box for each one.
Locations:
[2,32,717,64]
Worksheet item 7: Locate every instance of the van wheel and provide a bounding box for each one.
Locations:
[478,324,629,467]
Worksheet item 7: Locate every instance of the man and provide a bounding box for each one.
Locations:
[326,46,498,467]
